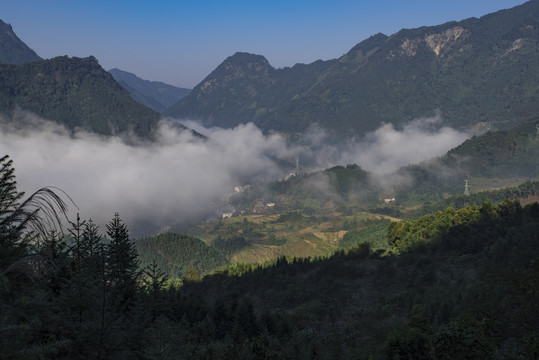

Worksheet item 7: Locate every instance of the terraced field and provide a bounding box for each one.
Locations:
[189,210,395,264]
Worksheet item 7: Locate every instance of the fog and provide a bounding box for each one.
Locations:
[0,110,471,237]
[317,114,472,174]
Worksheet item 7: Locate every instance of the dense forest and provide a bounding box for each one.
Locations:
[0,56,161,137]
[1,154,538,359]
[136,232,228,279]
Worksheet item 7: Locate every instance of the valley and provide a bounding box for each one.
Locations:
[1,1,538,359]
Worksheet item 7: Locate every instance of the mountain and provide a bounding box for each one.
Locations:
[394,117,539,203]
[167,0,539,136]
[442,119,539,178]
[109,68,191,113]
[0,56,163,137]
[0,19,41,64]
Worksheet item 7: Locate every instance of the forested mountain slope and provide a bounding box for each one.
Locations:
[0,20,166,137]
[136,232,228,278]
[0,56,162,137]
[393,118,539,203]
[168,0,539,136]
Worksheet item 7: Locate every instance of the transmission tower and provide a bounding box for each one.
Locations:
[464,179,470,196]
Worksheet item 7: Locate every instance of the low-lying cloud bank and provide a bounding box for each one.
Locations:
[0,110,471,237]
[291,114,472,174]
[1,111,290,236]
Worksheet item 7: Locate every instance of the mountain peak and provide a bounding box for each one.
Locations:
[339,32,388,64]
[217,52,274,77]
[226,51,271,63]
[194,52,274,97]
[349,33,388,53]
[0,19,42,64]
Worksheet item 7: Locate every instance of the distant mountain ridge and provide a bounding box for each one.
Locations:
[109,68,191,113]
[0,19,41,64]
[167,0,539,136]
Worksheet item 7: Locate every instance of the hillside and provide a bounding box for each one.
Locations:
[185,175,539,267]
[443,119,539,178]
[0,56,162,137]
[175,200,539,359]
[393,118,539,204]
[225,117,539,216]
[187,120,539,265]
[0,19,41,64]
[136,232,228,278]
[167,0,539,136]
[109,68,191,113]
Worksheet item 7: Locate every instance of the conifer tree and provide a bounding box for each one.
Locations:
[0,155,71,358]
[60,216,107,357]
[143,259,168,318]
[81,218,104,274]
[106,213,140,306]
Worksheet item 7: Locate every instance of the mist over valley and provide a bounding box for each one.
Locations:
[0,109,473,237]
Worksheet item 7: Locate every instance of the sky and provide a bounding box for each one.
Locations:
[1,0,527,88]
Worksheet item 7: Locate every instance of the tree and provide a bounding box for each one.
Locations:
[0,155,72,358]
[0,154,71,283]
[143,260,168,318]
[106,213,140,306]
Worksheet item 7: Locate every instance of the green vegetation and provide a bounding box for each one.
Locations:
[417,180,539,216]
[230,164,377,215]
[0,56,161,137]
[168,1,539,137]
[197,122,539,265]
[338,218,391,251]
[445,119,539,178]
[136,232,228,278]
[188,209,391,265]
[373,118,539,207]
[177,200,539,359]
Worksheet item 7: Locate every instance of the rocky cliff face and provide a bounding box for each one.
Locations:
[425,26,470,57]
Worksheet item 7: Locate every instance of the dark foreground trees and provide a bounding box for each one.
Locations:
[0,155,145,359]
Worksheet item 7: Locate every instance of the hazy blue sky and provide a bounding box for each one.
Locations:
[1,0,527,88]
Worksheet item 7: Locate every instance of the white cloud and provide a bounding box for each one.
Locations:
[0,112,290,236]
[0,110,470,236]
[335,114,471,174]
